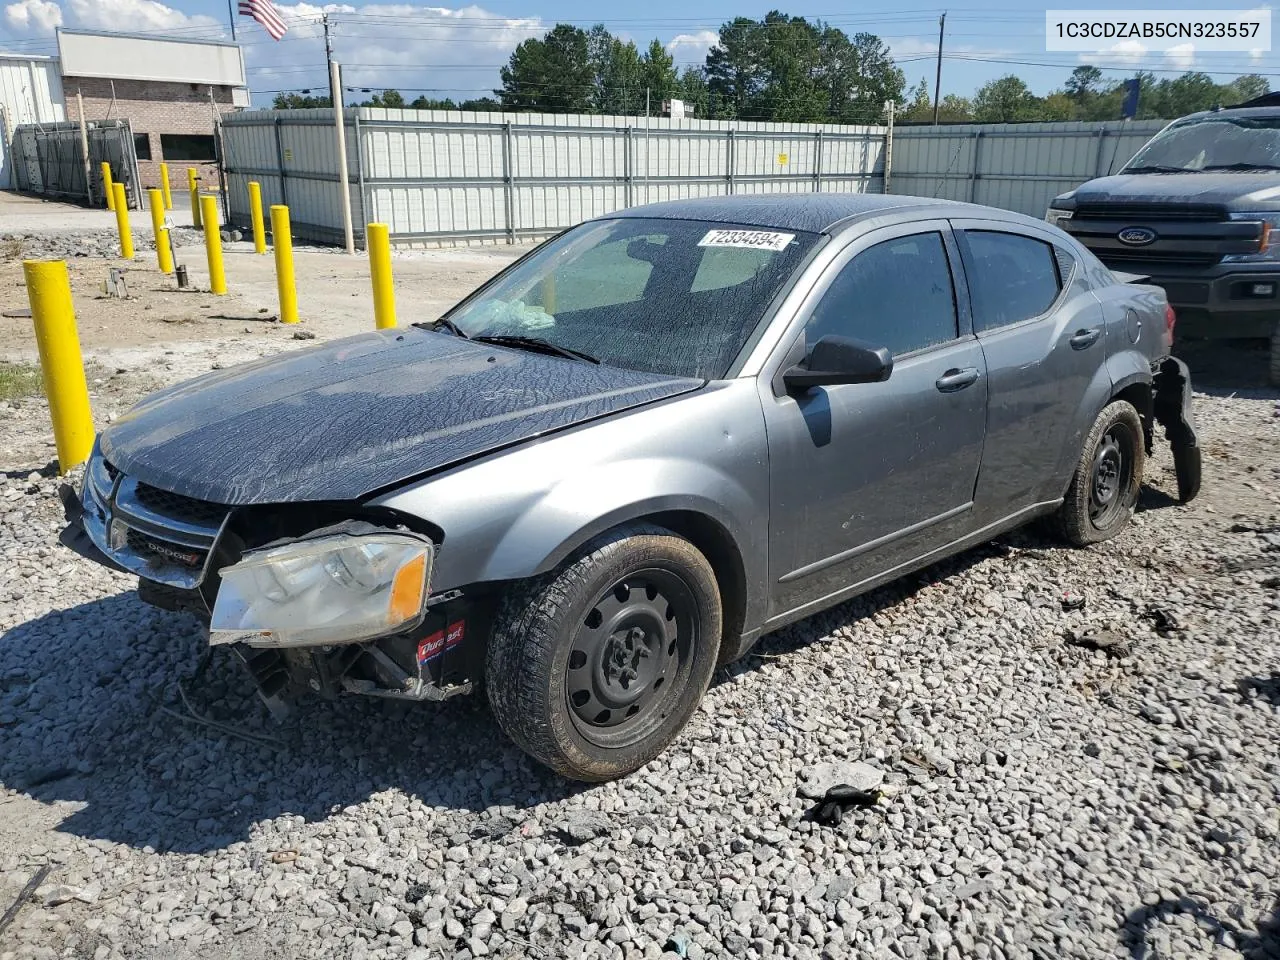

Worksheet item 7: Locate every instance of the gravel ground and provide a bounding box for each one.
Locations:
[2,332,1279,960]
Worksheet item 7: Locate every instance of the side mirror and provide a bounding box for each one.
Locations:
[783,335,893,391]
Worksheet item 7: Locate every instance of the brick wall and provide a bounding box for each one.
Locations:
[66,76,239,196]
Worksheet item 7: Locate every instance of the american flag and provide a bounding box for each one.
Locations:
[238,0,288,40]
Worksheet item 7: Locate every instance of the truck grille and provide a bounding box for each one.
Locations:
[134,482,229,528]
[1073,202,1227,222]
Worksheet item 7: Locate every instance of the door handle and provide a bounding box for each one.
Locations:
[1069,327,1102,349]
[935,367,980,392]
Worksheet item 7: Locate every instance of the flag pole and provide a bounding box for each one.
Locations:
[227,0,238,40]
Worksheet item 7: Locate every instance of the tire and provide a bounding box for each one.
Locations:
[486,524,722,782]
[1270,319,1280,388]
[1054,399,1145,547]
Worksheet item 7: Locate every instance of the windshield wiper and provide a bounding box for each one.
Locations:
[1121,164,1194,174]
[413,317,470,338]
[1201,162,1280,172]
[471,334,600,364]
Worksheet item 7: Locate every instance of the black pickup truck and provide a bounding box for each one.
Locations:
[1047,95,1280,385]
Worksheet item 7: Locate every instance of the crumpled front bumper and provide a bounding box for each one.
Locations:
[1151,355,1202,503]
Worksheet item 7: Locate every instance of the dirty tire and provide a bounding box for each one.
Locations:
[1055,399,1145,546]
[1270,318,1280,388]
[486,524,722,782]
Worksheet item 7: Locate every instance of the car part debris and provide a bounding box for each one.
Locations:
[807,783,882,826]
[1066,629,1134,658]
[1140,604,1181,636]
[0,864,51,939]
[797,760,885,799]
[1061,590,1087,612]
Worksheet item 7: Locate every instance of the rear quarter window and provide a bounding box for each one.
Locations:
[964,230,1062,332]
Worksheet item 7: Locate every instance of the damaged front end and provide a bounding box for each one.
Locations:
[60,451,484,714]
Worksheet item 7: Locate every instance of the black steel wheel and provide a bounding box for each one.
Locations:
[566,569,695,749]
[486,524,722,782]
[1055,399,1145,546]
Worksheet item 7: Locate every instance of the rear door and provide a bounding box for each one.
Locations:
[763,222,987,619]
[952,219,1110,520]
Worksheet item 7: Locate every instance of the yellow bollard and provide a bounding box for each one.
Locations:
[188,168,201,229]
[159,162,173,210]
[271,205,298,324]
[112,182,134,259]
[367,223,397,329]
[101,162,115,210]
[23,260,94,472]
[248,181,267,254]
[200,195,226,295]
[148,188,174,275]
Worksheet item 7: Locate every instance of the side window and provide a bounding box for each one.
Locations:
[964,230,1062,332]
[805,231,958,357]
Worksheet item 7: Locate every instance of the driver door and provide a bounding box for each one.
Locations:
[762,222,988,621]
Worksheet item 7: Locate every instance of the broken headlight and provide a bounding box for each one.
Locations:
[210,531,433,648]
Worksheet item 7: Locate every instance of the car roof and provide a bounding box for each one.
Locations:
[1179,105,1280,121]
[605,193,1037,235]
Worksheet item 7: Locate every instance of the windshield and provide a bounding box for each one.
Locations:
[1122,116,1280,173]
[443,217,820,379]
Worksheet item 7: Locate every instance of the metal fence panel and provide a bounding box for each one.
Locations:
[220,107,888,246]
[11,118,140,206]
[890,120,1168,216]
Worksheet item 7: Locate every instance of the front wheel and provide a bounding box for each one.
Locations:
[1054,399,1145,546]
[486,524,722,782]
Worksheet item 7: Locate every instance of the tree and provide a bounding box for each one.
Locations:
[1228,74,1269,103]
[587,25,642,114]
[497,24,595,113]
[360,89,405,108]
[271,92,331,109]
[901,78,933,121]
[1065,65,1103,103]
[639,39,679,112]
[705,17,766,118]
[936,94,973,122]
[973,75,1041,122]
[408,96,459,110]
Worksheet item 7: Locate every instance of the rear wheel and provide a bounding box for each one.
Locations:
[1055,399,1145,546]
[486,524,722,781]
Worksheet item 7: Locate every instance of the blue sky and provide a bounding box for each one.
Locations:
[1,0,1275,108]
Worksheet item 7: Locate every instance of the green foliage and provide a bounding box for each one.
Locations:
[498,23,596,113]
[0,362,42,401]
[361,89,405,108]
[271,92,332,109]
[974,75,1041,122]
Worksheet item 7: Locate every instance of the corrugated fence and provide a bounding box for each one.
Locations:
[890,119,1168,216]
[218,109,1170,245]
[220,108,886,246]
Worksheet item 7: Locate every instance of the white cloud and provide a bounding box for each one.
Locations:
[4,0,62,31]
[65,0,218,32]
[666,30,718,58]
[1079,39,1147,68]
[1163,42,1196,71]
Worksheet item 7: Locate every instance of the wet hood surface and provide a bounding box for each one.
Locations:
[1072,173,1280,209]
[100,329,702,504]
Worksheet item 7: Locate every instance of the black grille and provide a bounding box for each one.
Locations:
[134,482,228,528]
[1074,202,1227,222]
[1100,250,1223,268]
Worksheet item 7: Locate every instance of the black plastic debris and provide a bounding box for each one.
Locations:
[807,783,882,826]
[1066,630,1134,658]
[1140,604,1181,636]
[1061,590,1087,612]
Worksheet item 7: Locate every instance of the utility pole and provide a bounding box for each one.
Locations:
[932,11,946,125]
[325,14,355,254]
[226,0,237,41]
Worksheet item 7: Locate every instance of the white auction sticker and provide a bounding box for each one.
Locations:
[698,229,795,251]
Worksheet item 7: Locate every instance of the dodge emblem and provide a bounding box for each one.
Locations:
[1117,226,1157,246]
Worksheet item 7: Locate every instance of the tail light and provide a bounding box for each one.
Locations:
[1164,304,1177,345]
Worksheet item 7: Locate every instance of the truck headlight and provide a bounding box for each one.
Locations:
[1045,207,1073,227]
[1222,213,1280,263]
[210,531,433,648]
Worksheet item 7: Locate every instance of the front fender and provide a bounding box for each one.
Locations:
[369,379,772,628]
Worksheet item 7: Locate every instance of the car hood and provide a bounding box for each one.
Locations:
[100,328,702,505]
[1067,172,1280,210]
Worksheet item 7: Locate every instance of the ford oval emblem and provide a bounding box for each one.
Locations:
[1117,226,1157,246]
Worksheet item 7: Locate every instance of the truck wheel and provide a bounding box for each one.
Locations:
[1270,319,1280,387]
[486,524,722,782]
[1055,399,1145,546]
